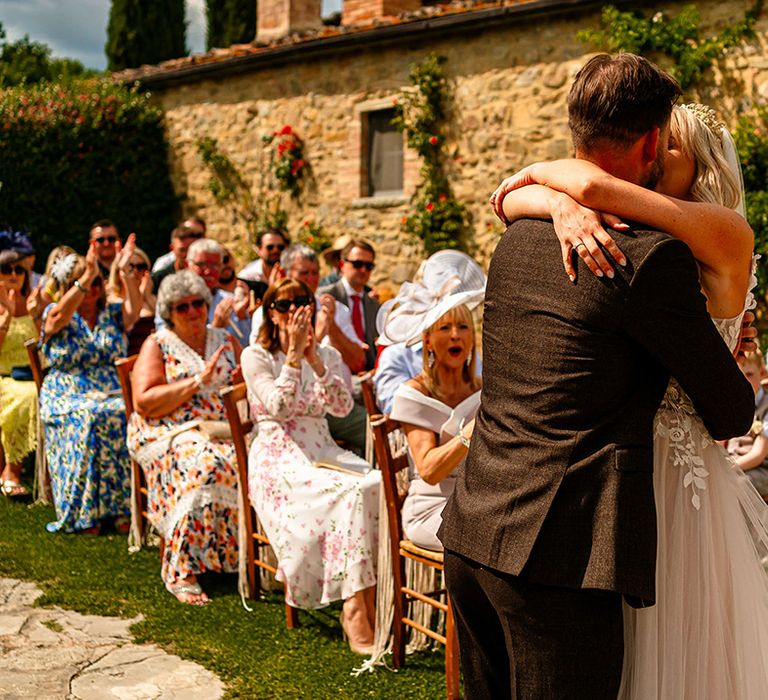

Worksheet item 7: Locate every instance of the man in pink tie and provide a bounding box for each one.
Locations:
[319,238,380,373]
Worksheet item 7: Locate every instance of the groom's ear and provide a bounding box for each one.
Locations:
[640,127,661,167]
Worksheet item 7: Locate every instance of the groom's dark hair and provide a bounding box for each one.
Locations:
[568,53,681,153]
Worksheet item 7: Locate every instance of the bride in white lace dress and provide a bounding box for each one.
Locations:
[492,103,768,698]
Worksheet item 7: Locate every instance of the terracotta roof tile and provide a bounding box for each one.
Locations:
[113,0,542,83]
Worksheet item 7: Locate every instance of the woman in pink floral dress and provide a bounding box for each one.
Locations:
[127,271,241,606]
[241,278,380,655]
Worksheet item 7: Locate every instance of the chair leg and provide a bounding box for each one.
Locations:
[159,537,166,564]
[445,599,461,699]
[285,602,300,628]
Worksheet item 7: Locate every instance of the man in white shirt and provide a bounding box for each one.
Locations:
[239,229,288,284]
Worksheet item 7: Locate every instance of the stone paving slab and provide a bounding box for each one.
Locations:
[0,578,224,700]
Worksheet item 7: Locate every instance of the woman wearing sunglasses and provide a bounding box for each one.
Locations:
[0,232,40,498]
[241,277,380,654]
[107,244,156,354]
[39,235,141,533]
[128,270,242,605]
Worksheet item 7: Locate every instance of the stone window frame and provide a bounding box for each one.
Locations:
[350,96,418,209]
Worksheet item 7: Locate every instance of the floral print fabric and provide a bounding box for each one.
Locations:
[126,326,239,586]
[39,302,131,532]
[242,343,380,609]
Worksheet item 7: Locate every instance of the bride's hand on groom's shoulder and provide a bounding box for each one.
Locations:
[549,195,628,283]
[735,311,758,359]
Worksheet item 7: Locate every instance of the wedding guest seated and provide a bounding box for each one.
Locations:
[390,297,482,551]
[151,218,206,291]
[240,228,288,285]
[0,231,40,498]
[107,239,155,355]
[728,350,768,497]
[127,270,241,606]
[375,250,486,415]
[249,244,369,454]
[155,238,250,342]
[241,278,380,654]
[39,237,140,533]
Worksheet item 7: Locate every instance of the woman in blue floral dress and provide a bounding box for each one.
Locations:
[40,237,141,533]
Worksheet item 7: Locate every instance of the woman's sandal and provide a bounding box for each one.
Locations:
[0,479,29,499]
[114,516,130,535]
[165,579,209,606]
[340,610,374,656]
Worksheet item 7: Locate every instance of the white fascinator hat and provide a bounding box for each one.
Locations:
[377,250,486,347]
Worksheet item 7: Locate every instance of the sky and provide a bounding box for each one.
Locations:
[0,0,343,70]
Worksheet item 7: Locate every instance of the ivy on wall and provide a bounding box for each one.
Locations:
[392,53,467,254]
[197,128,328,253]
[578,2,763,89]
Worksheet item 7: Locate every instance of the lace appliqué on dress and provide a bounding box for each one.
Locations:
[655,254,759,510]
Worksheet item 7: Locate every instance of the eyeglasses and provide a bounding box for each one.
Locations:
[190,259,221,271]
[128,262,149,273]
[345,259,375,271]
[222,255,231,265]
[93,236,118,245]
[265,244,285,252]
[271,295,313,313]
[173,298,206,314]
[0,264,25,276]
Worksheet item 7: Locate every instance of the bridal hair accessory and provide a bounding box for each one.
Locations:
[681,103,725,139]
[682,102,746,218]
[378,250,487,346]
[50,253,78,285]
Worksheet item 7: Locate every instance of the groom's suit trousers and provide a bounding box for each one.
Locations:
[444,550,623,700]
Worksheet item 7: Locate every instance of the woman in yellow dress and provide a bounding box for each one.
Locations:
[0,231,40,498]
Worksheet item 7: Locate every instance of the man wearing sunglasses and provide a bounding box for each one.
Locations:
[151,219,206,292]
[319,238,380,373]
[240,229,289,285]
[89,219,121,278]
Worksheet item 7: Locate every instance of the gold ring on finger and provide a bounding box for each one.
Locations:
[574,243,586,251]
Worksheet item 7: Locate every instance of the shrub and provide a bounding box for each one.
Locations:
[0,79,178,262]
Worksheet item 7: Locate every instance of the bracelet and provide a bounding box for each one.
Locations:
[73,280,89,293]
[457,418,471,449]
[286,358,301,369]
[192,373,203,388]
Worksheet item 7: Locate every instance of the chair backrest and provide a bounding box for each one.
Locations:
[115,355,138,419]
[370,414,410,546]
[24,338,46,391]
[359,372,378,418]
[221,382,253,494]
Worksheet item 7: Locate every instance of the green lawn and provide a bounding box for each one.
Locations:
[0,496,445,698]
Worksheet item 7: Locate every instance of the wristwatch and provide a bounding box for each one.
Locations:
[73,280,88,293]
[193,373,204,388]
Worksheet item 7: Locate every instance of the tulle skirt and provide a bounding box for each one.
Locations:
[619,406,768,699]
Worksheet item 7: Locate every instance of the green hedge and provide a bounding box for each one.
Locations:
[0,79,177,263]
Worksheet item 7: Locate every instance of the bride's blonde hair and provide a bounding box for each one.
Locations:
[672,104,741,209]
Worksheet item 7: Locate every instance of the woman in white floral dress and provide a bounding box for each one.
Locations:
[492,104,768,698]
[241,278,380,655]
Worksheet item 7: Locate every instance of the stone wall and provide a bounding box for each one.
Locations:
[151,0,768,288]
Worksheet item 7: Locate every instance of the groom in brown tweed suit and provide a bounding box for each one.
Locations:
[439,54,755,699]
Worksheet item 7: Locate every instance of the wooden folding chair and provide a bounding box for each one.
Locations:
[221,382,299,628]
[25,337,50,501]
[370,413,461,699]
[115,355,165,560]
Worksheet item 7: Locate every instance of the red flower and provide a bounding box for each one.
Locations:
[280,125,293,135]
[438,194,447,202]
[303,220,310,226]
[429,136,438,145]
[401,217,408,224]
[277,142,287,156]
[426,202,434,212]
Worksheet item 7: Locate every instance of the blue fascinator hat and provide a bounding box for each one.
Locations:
[0,229,35,257]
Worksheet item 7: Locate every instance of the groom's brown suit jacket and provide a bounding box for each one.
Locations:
[439,218,754,605]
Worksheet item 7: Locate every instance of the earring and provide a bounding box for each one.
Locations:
[466,354,472,368]
[427,350,435,369]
